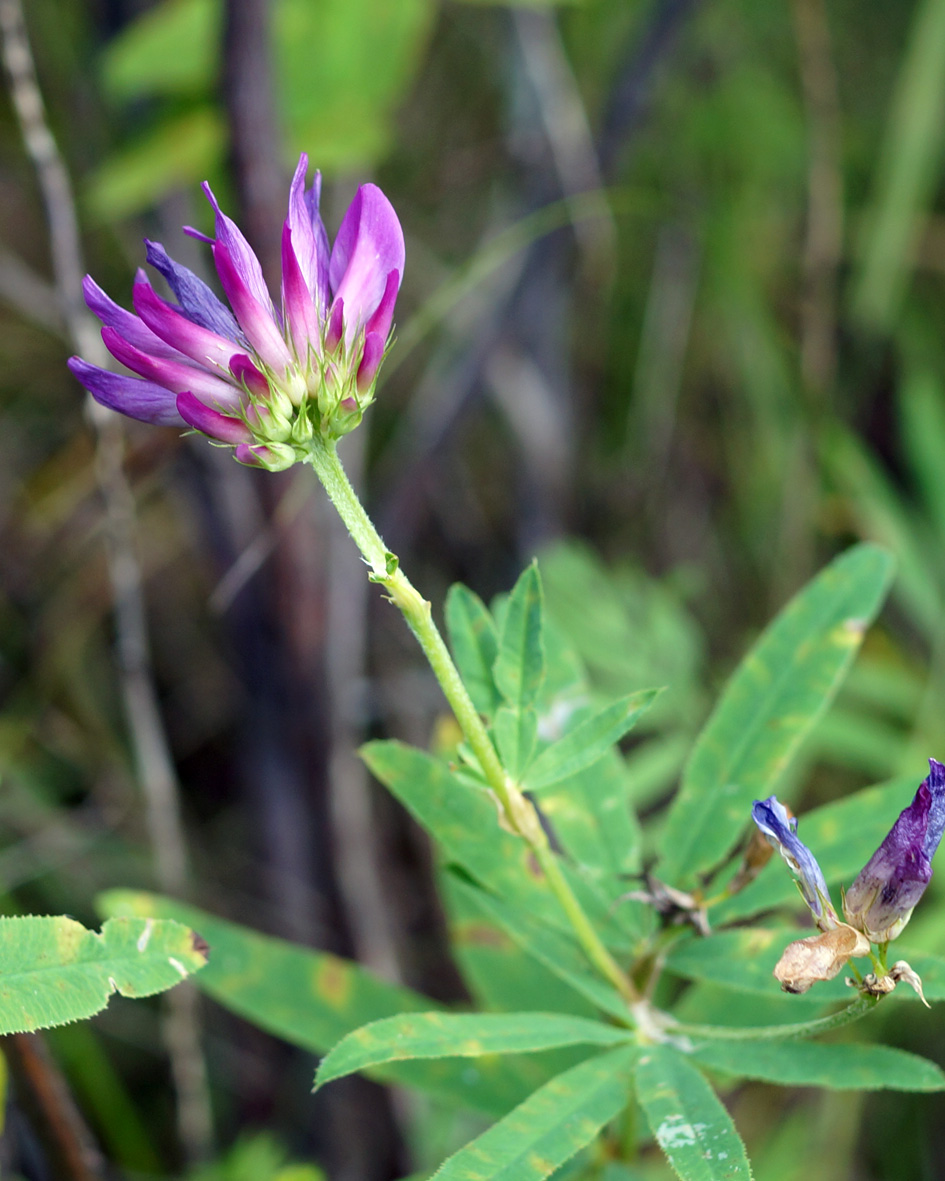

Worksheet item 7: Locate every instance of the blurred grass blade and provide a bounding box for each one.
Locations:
[692,1038,945,1091]
[315,1011,631,1088]
[635,1045,753,1180]
[0,915,206,1034]
[852,0,945,329]
[432,1045,637,1181]
[658,543,893,886]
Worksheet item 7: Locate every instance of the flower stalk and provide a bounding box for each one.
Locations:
[305,434,639,1008]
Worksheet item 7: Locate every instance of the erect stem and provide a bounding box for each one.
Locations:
[305,435,639,1007]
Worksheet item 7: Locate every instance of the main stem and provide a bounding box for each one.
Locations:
[306,435,638,1008]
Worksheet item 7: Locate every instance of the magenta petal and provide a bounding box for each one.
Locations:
[235,442,269,467]
[133,281,239,371]
[83,276,183,360]
[212,243,293,373]
[329,185,405,344]
[68,357,183,426]
[287,154,330,310]
[201,182,274,314]
[357,332,385,392]
[102,326,242,408]
[177,392,252,443]
[230,353,271,399]
[326,298,344,352]
[281,224,321,359]
[364,269,400,341]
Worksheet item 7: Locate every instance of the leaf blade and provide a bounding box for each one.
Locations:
[494,562,545,711]
[525,689,662,792]
[432,1045,637,1181]
[315,1011,631,1088]
[659,544,894,885]
[635,1046,753,1180]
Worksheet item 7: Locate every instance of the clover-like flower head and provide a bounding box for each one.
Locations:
[69,155,404,470]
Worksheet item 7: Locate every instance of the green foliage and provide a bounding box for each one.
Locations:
[314,1011,631,1087]
[429,1046,637,1181]
[635,1047,753,1181]
[89,0,436,217]
[658,544,895,885]
[692,1039,945,1092]
[0,915,206,1034]
[97,891,546,1117]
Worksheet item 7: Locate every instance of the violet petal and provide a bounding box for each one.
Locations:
[102,326,242,407]
[68,357,182,426]
[752,796,835,926]
[922,758,945,861]
[144,240,241,342]
[364,268,400,342]
[82,275,182,360]
[287,154,330,311]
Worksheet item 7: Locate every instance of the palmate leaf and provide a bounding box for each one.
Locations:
[97,891,544,1117]
[635,1046,753,1181]
[658,544,894,887]
[431,1045,637,1181]
[692,1038,945,1092]
[0,915,206,1035]
[314,1011,631,1088]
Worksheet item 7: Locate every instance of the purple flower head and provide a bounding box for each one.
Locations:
[68,155,404,469]
[751,796,838,930]
[843,759,945,943]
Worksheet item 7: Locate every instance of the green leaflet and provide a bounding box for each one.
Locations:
[431,1045,637,1181]
[361,740,639,947]
[494,562,545,711]
[449,876,629,1022]
[444,874,601,1019]
[659,544,894,886]
[692,1038,945,1092]
[525,689,662,792]
[314,1011,631,1088]
[0,915,206,1035]
[97,891,542,1117]
[446,583,502,716]
[635,1046,753,1181]
[494,704,539,780]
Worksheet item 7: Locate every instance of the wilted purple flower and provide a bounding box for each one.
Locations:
[843,759,945,943]
[751,796,838,930]
[69,155,404,470]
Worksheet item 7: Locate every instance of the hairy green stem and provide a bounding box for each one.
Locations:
[305,436,638,1007]
[673,996,878,1042]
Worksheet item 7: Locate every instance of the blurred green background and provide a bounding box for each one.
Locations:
[2,0,945,1176]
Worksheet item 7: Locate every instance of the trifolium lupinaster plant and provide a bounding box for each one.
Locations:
[753,759,945,1001]
[69,157,945,1181]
